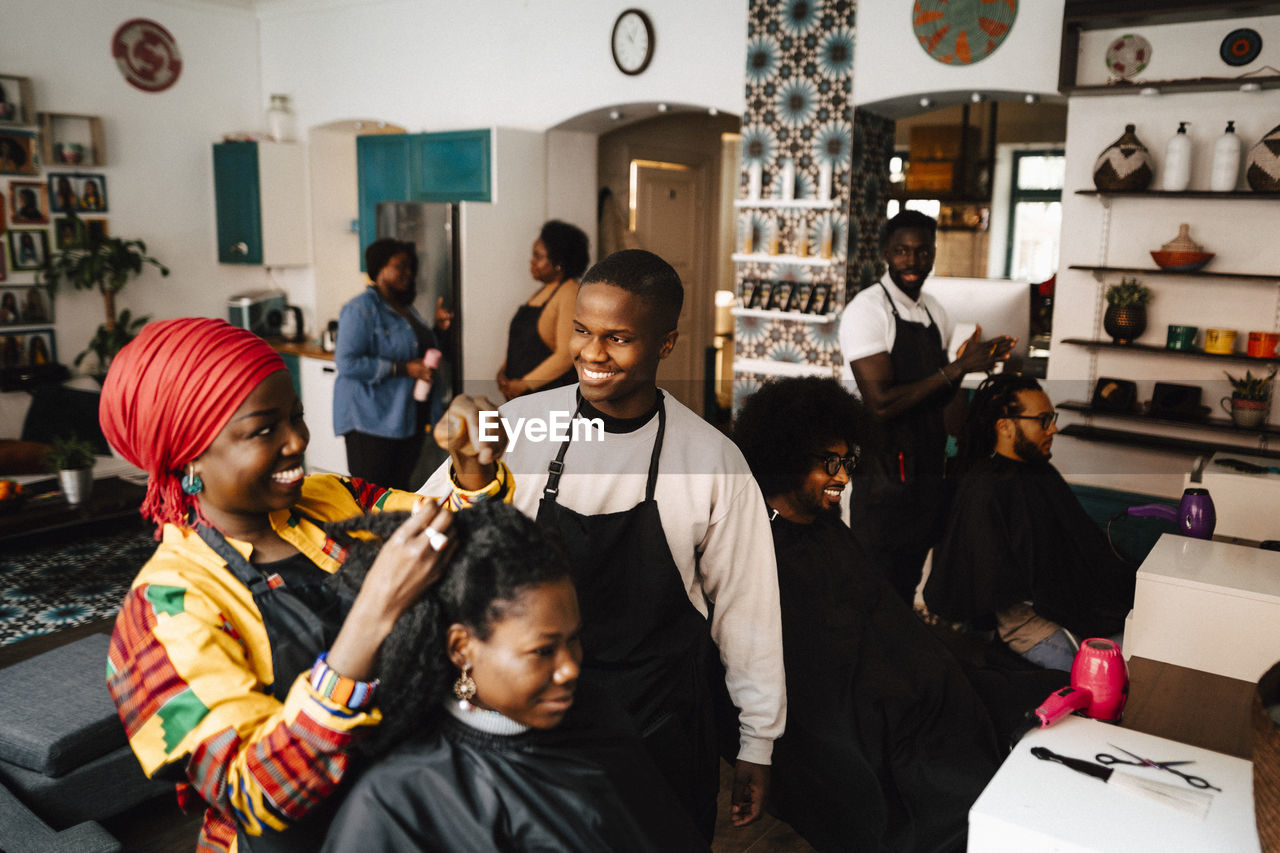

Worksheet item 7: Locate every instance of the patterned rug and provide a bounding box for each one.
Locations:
[0,528,157,646]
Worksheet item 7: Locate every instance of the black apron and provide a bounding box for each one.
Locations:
[849,282,951,602]
[535,394,719,839]
[196,520,351,853]
[504,280,577,390]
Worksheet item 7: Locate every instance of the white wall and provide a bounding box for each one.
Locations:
[853,1,1065,115]
[255,0,748,133]
[1049,15,1280,498]
[2,0,275,366]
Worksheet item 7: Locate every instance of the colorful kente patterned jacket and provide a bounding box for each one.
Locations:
[106,474,419,853]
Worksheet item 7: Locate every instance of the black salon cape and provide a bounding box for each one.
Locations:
[768,514,1000,853]
[924,455,1136,639]
[320,684,707,853]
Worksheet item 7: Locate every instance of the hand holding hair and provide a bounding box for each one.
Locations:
[325,500,454,682]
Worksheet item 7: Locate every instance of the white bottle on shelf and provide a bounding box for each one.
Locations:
[1210,120,1242,192]
[780,158,795,200]
[1162,121,1192,191]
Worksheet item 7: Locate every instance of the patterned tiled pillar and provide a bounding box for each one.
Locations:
[732,0,893,407]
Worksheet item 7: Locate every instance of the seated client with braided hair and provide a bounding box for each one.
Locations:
[924,374,1136,672]
[320,501,707,852]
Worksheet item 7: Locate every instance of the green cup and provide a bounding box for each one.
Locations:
[1167,324,1198,350]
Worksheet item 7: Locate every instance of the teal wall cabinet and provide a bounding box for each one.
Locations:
[356,129,491,268]
[212,141,311,266]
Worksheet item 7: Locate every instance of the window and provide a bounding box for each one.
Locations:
[1004,150,1064,281]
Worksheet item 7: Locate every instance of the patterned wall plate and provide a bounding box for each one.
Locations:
[1221,28,1262,67]
[912,0,1018,66]
[1105,33,1152,80]
[111,18,183,93]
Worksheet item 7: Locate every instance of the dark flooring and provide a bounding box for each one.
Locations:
[1,618,815,852]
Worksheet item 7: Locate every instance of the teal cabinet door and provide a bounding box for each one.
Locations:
[356,134,412,269]
[213,142,263,264]
[412,129,491,203]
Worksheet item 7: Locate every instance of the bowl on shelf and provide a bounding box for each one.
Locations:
[1150,250,1214,272]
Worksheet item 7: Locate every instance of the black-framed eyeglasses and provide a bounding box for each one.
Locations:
[809,450,861,476]
[1007,411,1059,430]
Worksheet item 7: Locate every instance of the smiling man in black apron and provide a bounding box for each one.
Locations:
[422,249,785,840]
[838,211,1014,605]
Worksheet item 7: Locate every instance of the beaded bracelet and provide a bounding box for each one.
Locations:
[309,652,379,711]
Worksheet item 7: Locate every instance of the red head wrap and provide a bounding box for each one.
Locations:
[99,318,286,532]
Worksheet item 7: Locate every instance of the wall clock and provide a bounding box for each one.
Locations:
[912,0,1017,66]
[612,9,654,76]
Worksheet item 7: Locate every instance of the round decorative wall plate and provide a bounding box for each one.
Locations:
[1220,28,1262,67]
[111,18,182,93]
[912,0,1018,66]
[1105,33,1152,80]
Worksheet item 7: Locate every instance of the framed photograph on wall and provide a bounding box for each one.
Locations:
[84,217,108,245]
[0,286,49,324]
[0,242,6,282]
[0,74,34,126]
[53,215,84,250]
[48,173,108,213]
[9,180,48,224]
[0,129,38,176]
[7,228,48,270]
[0,327,55,368]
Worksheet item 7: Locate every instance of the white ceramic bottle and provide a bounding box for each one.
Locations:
[1162,121,1192,191]
[1210,120,1242,192]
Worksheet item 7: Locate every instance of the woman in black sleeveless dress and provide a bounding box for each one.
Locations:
[497,220,589,400]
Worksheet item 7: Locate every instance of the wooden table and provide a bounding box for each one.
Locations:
[1122,655,1256,759]
[0,475,147,547]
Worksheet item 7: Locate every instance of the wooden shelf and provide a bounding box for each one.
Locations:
[1068,265,1280,283]
[0,73,34,126]
[731,307,836,324]
[1058,401,1280,440]
[1076,189,1280,201]
[734,199,837,210]
[1061,338,1280,365]
[732,253,837,267]
[1058,423,1280,460]
[1063,75,1280,97]
[37,112,104,167]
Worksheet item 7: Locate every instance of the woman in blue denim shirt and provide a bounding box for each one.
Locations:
[334,238,452,489]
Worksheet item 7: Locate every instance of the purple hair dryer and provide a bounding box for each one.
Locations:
[1128,487,1216,539]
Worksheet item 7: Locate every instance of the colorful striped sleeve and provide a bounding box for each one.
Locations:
[107,581,380,843]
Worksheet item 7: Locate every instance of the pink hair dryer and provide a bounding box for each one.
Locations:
[1033,638,1129,726]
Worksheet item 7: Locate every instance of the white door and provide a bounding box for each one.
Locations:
[632,161,707,414]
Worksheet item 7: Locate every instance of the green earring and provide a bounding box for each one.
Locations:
[181,470,204,495]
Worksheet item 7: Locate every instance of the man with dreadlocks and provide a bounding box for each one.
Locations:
[923,374,1136,671]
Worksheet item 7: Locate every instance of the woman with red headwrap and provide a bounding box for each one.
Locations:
[100,318,455,853]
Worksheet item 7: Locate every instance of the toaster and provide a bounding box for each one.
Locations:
[227,289,286,337]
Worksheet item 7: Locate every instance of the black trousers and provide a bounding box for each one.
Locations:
[343,430,423,491]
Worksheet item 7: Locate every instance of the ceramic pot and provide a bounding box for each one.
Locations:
[1104,304,1146,344]
[1093,124,1154,191]
[58,468,94,506]
[1247,122,1280,192]
[1222,395,1269,428]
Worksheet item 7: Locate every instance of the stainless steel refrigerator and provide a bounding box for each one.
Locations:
[376,201,462,402]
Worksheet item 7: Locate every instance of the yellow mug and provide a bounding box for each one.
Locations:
[1204,328,1237,354]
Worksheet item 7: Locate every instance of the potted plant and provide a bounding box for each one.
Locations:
[45,434,98,506]
[41,216,169,375]
[1103,278,1152,344]
[1222,368,1276,428]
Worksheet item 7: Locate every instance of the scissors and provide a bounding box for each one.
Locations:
[1096,744,1221,791]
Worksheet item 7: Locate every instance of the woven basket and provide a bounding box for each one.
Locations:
[1255,660,1280,851]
